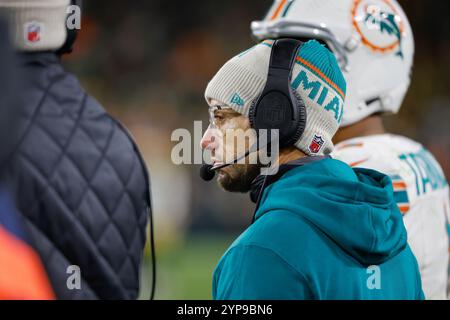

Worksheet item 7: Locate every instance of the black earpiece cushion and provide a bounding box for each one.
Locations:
[248,92,293,147]
[248,98,258,130]
[248,88,307,148]
[283,89,307,147]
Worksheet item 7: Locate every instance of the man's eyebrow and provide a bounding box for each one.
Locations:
[212,106,234,112]
[215,108,240,116]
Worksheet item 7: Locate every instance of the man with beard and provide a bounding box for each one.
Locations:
[200,39,423,299]
[251,0,449,299]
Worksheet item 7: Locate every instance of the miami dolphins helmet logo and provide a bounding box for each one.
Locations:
[352,0,405,59]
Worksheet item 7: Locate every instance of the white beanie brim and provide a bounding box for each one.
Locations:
[0,0,71,51]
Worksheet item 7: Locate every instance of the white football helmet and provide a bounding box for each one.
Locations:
[251,0,414,127]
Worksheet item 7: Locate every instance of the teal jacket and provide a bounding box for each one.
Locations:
[213,158,424,300]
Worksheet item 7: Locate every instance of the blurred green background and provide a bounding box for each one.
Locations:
[61,0,450,299]
[139,234,237,299]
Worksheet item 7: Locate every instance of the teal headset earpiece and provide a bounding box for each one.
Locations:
[248,38,306,148]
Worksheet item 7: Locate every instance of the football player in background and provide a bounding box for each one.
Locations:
[251,0,449,299]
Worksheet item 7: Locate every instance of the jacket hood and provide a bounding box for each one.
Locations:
[256,158,408,265]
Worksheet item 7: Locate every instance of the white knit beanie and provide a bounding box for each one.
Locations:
[0,0,70,51]
[205,40,347,155]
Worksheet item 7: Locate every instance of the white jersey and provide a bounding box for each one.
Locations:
[333,134,450,300]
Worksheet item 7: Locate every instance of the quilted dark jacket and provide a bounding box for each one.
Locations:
[4,52,150,299]
[0,20,19,175]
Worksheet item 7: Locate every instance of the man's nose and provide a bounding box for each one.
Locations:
[200,126,216,150]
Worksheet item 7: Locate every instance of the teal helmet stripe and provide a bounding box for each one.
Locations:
[281,0,296,18]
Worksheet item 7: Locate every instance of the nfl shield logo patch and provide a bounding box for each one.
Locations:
[24,21,43,44]
[308,135,324,154]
